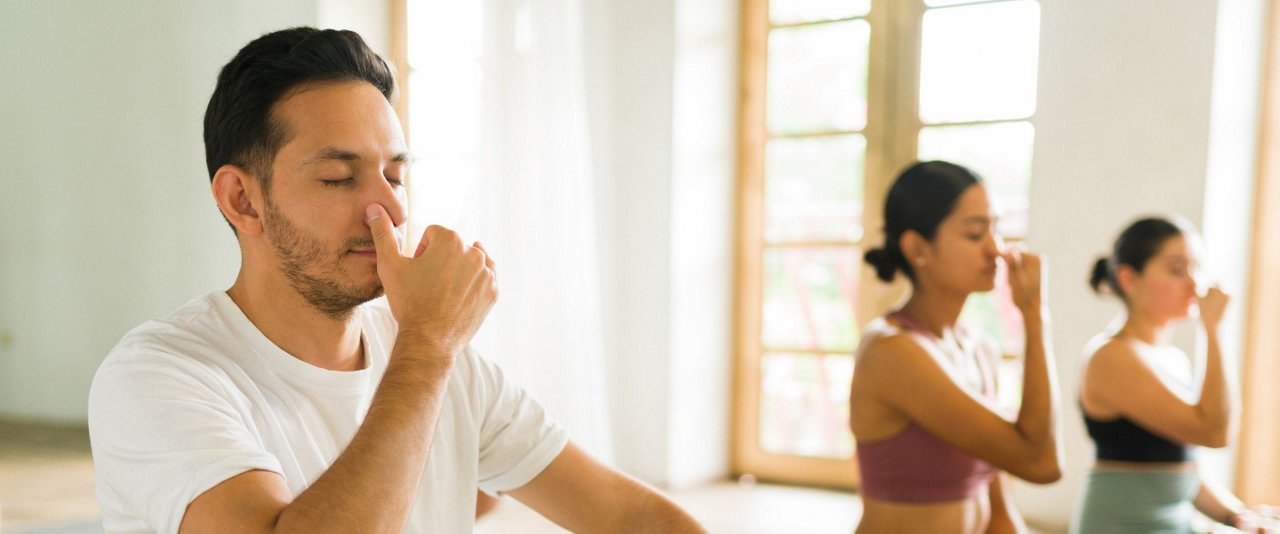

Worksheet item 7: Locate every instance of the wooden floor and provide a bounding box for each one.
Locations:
[0,420,100,533]
[0,419,861,533]
[476,481,860,534]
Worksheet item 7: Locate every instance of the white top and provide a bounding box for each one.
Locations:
[88,292,567,534]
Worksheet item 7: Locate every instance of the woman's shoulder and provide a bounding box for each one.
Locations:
[858,316,908,350]
[1081,333,1145,376]
[856,317,932,370]
[1092,332,1143,356]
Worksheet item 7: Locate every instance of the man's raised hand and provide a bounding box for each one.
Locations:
[366,204,498,358]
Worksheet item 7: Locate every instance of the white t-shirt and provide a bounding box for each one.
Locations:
[88,292,568,534]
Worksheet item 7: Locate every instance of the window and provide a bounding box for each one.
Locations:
[397,1,484,237]
[733,0,1041,488]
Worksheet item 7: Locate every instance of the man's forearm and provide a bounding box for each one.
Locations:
[273,336,455,532]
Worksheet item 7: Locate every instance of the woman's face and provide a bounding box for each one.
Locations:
[1124,235,1201,321]
[917,184,1005,294]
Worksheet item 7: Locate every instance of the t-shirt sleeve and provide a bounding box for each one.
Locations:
[467,349,569,494]
[88,349,282,534]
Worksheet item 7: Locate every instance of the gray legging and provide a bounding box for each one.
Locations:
[1071,470,1200,534]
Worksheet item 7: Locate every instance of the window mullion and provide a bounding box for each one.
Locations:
[858,0,925,324]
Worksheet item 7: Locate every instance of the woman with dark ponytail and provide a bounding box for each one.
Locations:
[1073,217,1262,533]
[850,161,1063,533]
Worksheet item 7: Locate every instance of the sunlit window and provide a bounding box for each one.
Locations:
[755,0,873,463]
[404,1,484,235]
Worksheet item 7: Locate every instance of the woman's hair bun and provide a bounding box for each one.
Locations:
[1089,257,1111,294]
[864,247,898,282]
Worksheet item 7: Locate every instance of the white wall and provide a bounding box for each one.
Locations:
[0,0,406,422]
[317,0,391,56]
[666,0,738,488]
[587,0,678,485]
[1021,0,1263,529]
[585,0,738,487]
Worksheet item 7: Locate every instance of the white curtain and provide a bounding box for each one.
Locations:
[406,0,612,461]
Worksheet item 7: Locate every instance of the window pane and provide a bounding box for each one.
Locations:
[768,20,870,135]
[762,247,859,352]
[919,1,1040,123]
[759,353,854,458]
[917,121,1034,237]
[770,0,870,26]
[406,69,483,234]
[765,135,865,243]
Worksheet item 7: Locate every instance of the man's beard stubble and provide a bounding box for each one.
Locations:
[262,200,384,320]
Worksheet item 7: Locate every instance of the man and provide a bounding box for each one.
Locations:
[88,27,703,533]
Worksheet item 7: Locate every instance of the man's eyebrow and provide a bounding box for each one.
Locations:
[300,148,412,167]
[301,147,360,167]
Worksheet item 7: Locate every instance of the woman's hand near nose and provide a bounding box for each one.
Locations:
[1003,248,1046,313]
[1198,286,1229,333]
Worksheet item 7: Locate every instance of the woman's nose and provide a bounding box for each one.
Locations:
[987,233,1005,257]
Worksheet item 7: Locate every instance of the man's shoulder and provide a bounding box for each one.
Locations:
[99,292,241,376]
[117,292,224,346]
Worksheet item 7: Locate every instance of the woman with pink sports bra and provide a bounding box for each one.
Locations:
[851,161,1064,533]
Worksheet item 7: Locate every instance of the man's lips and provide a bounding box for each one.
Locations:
[350,249,377,259]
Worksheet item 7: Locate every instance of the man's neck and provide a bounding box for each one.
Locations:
[226,268,365,372]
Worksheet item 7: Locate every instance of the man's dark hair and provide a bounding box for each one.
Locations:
[203,27,395,187]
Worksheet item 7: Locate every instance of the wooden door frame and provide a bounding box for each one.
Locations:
[1235,0,1280,506]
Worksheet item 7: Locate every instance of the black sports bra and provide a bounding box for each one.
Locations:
[1083,411,1192,463]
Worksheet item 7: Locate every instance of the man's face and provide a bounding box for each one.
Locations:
[258,80,408,318]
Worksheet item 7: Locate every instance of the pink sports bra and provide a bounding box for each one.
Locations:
[855,311,999,503]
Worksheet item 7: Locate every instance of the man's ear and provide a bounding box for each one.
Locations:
[211,164,264,236]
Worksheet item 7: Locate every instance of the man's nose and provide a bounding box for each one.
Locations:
[367,178,407,228]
